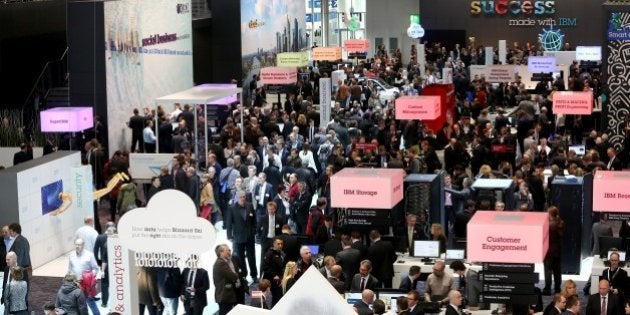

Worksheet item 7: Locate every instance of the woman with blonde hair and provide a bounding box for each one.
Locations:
[430,223,447,254]
[560,279,577,298]
[200,173,216,222]
[281,261,298,294]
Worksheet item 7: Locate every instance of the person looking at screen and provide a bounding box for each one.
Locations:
[424,260,455,305]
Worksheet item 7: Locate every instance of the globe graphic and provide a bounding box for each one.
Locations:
[539,28,564,52]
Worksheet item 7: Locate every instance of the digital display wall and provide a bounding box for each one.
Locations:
[104,0,193,153]
[240,0,307,102]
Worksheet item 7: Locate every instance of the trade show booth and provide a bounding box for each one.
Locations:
[154,84,241,166]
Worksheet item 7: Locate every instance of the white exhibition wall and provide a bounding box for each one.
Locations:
[104,0,194,153]
[0,151,93,268]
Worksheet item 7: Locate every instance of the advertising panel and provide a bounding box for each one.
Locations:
[330,168,404,209]
[40,107,94,132]
[593,171,630,212]
[552,91,593,115]
[395,96,441,120]
[313,47,342,61]
[259,67,298,85]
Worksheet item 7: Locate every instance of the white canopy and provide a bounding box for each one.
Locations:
[154,83,240,105]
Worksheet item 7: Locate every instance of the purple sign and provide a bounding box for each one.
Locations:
[40,107,94,132]
[527,56,556,73]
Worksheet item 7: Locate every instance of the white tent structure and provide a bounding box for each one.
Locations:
[154,84,242,166]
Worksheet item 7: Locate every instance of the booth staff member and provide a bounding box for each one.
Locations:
[601,252,628,301]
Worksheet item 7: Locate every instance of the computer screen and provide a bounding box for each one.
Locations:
[412,240,440,258]
[446,249,465,260]
[608,250,626,261]
[377,291,405,312]
[345,292,362,305]
[569,145,586,156]
[306,244,320,255]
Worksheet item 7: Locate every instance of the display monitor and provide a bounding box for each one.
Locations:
[306,244,320,255]
[376,291,405,312]
[412,240,440,261]
[608,250,626,261]
[345,292,362,305]
[446,249,465,260]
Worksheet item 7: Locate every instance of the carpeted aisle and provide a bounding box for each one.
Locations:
[30,276,64,313]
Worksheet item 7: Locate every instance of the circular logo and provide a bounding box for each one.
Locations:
[407,24,425,39]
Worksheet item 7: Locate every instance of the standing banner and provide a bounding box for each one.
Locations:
[259,67,298,85]
[319,78,332,127]
[498,40,507,64]
[277,52,310,67]
[313,47,342,61]
[485,47,494,65]
[343,39,370,52]
[418,44,426,78]
[552,91,593,115]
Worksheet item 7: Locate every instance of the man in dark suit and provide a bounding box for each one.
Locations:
[181,259,210,315]
[350,260,379,291]
[585,279,620,315]
[445,290,464,315]
[399,214,428,253]
[562,294,580,315]
[258,201,284,267]
[262,237,285,306]
[367,229,397,288]
[607,147,623,171]
[350,231,368,260]
[252,173,275,221]
[127,108,145,152]
[335,235,362,290]
[278,225,300,263]
[353,289,375,315]
[8,223,30,271]
[93,224,115,307]
[600,251,627,301]
[543,293,566,315]
[213,244,244,315]
[399,266,421,292]
[328,265,346,294]
[12,143,32,165]
[229,191,258,281]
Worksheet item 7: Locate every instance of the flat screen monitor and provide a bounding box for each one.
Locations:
[377,291,405,312]
[446,249,465,260]
[412,240,440,259]
[569,145,586,156]
[306,244,320,255]
[600,236,624,258]
[345,292,362,305]
[608,250,626,261]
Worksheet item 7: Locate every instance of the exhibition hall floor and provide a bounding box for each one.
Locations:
[30,221,254,315]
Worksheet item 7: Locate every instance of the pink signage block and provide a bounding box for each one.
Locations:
[259,67,297,85]
[593,171,630,212]
[395,96,441,120]
[330,168,405,209]
[343,39,370,52]
[467,211,549,263]
[40,107,94,132]
[552,91,593,115]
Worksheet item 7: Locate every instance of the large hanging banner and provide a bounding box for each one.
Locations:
[343,39,370,52]
[395,95,441,120]
[593,171,630,212]
[330,168,405,209]
[240,0,307,102]
[104,0,193,153]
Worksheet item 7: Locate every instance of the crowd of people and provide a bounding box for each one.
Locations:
[3,38,630,314]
